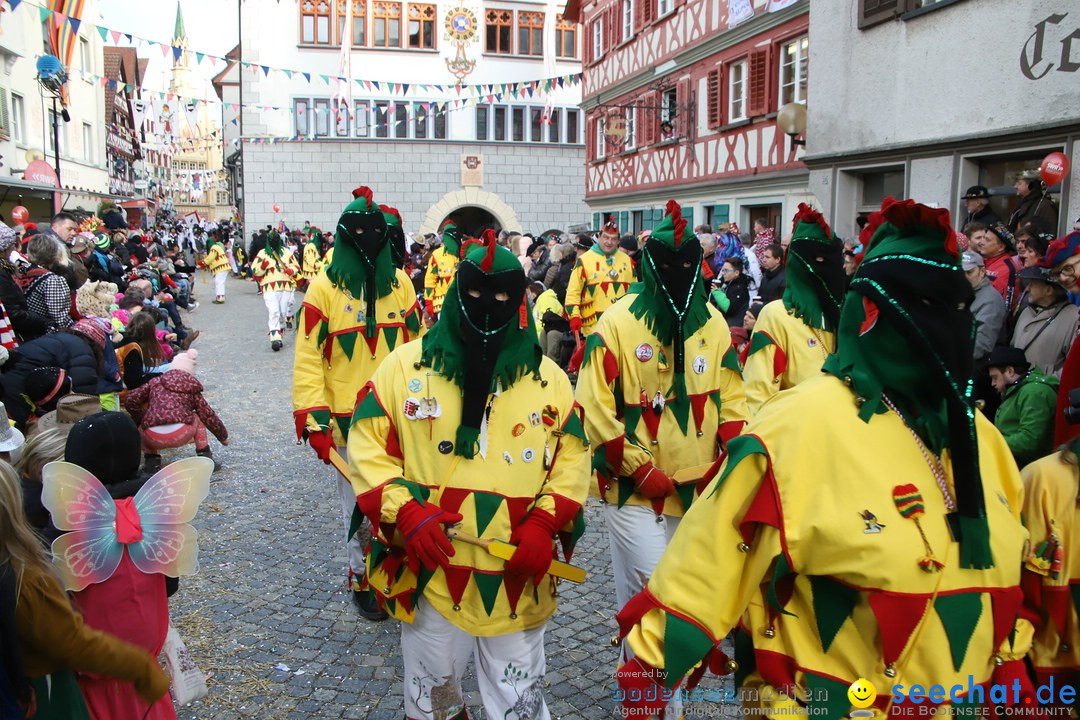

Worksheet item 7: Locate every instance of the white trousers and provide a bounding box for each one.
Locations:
[401,601,550,720]
[604,503,682,716]
[263,289,294,333]
[214,271,227,298]
[334,448,367,585]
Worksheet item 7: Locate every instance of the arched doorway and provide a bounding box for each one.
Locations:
[419,189,521,236]
[444,206,500,237]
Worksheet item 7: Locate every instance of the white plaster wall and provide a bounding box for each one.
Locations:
[908,156,955,210]
[242,140,588,234]
[808,0,1080,156]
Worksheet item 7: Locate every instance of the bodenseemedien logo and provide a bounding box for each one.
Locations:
[848,678,877,718]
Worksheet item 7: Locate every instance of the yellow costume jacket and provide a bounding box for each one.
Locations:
[743,299,836,415]
[292,268,421,446]
[620,375,1031,714]
[564,246,635,335]
[203,244,231,276]
[347,341,590,635]
[423,246,458,316]
[1021,451,1080,679]
[252,248,299,292]
[302,243,325,281]
[576,294,746,517]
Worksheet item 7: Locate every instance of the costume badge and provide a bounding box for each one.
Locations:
[808,337,818,347]
[522,448,535,463]
[438,440,454,454]
[651,391,666,415]
[657,350,670,372]
[693,356,707,374]
[345,304,353,314]
[503,451,513,465]
[388,312,397,319]
[403,398,421,419]
[512,423,526,437]
[418,397,441,419]
[356,310,366,323]
[608,269,619,280]
[408,379,422,393]
[528,411,542,427]
[635,343,654,362]
[860,510,885,534]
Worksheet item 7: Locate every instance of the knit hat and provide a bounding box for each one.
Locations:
[783,203,845,332]
[69,318,108,349]
[94,234,111,251]
[23,367,71,414]
[824,197,991,569]
[1044,231,1080,268]
[64,411,141,484]
[0,222,16,254]
[170,350,198,375]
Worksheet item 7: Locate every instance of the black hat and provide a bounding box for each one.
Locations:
[986,345,1030,372]
[65,411,142,484]
[1017,264,1060,287]
[573,235,593,251]
[986,223,1016,253]
[962,185,990,200]
[526,240,545,257]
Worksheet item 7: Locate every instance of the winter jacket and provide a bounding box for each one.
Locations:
[719,273,751,328]
[963,205,1001,228]
[124,369,228,443]
[758,265,787,304]
[70,255,89,288]
[1011,300,1080,377]
[551,256,576,305]
[1009,191,1059,235]
[1,332,100,427]
[88,250,127,289]
[994,368,1059,468]
[0,270,47,342]
[971,278,1007,362]
[22,268,73,332]
[126,241,149,266]
[983,252,1022,314]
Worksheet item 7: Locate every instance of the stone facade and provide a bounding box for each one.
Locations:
[242,140,589,235]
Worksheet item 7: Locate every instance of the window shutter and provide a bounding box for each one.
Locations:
[0,89,9,140]
[593,213,602,231]
[747,48,770,117]
[619,210,630,232]
[683,206,694,231]
[858,0,901,29]
[643,92,657,145]
[634,0,645,32]
[714,203,730,224]
[706,69,720,129]
[608,5,617,50]
[642,0,654,26]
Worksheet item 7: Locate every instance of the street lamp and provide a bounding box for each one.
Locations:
[777,101,807,149]
[35,54,70,189]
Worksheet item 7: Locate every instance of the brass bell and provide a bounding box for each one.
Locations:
[696,431,704,437]
[413,361,423,369]
[611,636,621,647]
[651,439,658,445]
[763,627,775,639]
[884,663,897,678]
[655,515,664,524]
[737,542,751,552]
[724,659,738,674]
[370,354,377,360]
[843,376,853,387]
[1062,643,1072,653]
[855,396,867,407]
[510,612,518,620]
[541,380,549,388]
[453,604,461,611]
[993,654,1004,666]
[382,586,391,594]
[533,373,542,381]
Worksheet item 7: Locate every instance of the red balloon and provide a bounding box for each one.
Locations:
[1040,151,1070,187]
[10,206,29,224]
[273,203,281,213]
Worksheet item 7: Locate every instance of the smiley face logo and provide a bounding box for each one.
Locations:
[847,678,877,709]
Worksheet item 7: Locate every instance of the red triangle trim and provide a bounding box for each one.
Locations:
[504,572,528,615]
[505,497,532,530]
[754,648,797,692]
[550,494,580,529]
[988,587,1023,649]
[301,302,325,336]
[440,487,470,516]
[1044,586,1070,637]
[690,393,708,435]
[868,592,930,664]
[444,565,471,606]
[616,589,660,640]
[356,486,385,530]
[739,471,782,544]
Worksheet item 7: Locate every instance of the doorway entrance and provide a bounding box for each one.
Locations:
[746,204,783,238]
[444,206,501,238]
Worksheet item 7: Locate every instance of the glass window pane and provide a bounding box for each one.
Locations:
[355,102,369,136]
[295,101,309,135]
[532,29,542,54]
[530,108,542,142]
[390,19,400,46]
[494,106,507,140]
[476,106,488,140]
[567,110,578,143]
[434,109,446,138]
[318,16,330,42]
[519,28,528,53]
[512,107,525,141]
[336,103,350,135]
[499,25,510,52]
[375,103,388,137]
[395,104,408,138]
[486,25,497,51]
[549,110,560,143]
[423,21,434,48]
[415,104,427,138]
[375,19,385,45]
[303,16,315,42]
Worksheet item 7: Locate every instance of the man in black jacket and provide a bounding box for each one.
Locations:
[962,185,1001,227]
[758,242,787,303]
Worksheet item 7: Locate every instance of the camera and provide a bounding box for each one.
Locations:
[1063,388,1080,425]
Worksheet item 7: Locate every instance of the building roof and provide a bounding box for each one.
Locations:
[102,47,142,157]
[211,43,240,95]
[173,1,186,47]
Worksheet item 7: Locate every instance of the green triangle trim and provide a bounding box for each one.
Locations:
[581,332,607,369]
[349,506,365,543]
[709,390,722,413]
[766,553,797,617]
[746,330,774,357]
[336,415,351,442]
[337,331,358,361]
[667,394,691,435]
[566,507,585,551]
[473,572,503,616]
[733,626,755,690]
[405,310,421,334]
[473,491,503,535]
[561,410,589,446]
[415,565,435,597]
[390,478,430,504]
[617,476,635,508]
[385,598,397,615]
[310,409,332,428]
[809,576,859,653]
[385,326,399,350]
[722,345,742,373]
[317,319,329,348]
[591,443,608,475]
[804,671,853,720]
[933,592,984,671]
[662,613,714,689]
[707,434,768,499]
[351,391,386,423]
[675,483,696,513]
[624,404,642,436]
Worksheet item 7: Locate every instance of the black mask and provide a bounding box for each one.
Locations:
[787,238,847,331]
[338,209,388,267]
[645,236,703,317]
[388,225,406,269]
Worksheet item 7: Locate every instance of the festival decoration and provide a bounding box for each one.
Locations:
[1040,151,1070,187]
[10,206,29,224]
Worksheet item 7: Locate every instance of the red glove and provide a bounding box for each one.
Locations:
[569,316,582,335]
[631,463,675,499]
[395,501,463,572]
[307,429,335,464]
[506,509,558,584]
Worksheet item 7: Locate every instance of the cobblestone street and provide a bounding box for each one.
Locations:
[171,276,725,720]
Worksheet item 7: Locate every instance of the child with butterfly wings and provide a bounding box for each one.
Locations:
[41,411,213,720]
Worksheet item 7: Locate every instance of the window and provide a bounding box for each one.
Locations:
[622,0,633,42]
[82,123,93,162]
[79,38,90,72]
[859,0,952,29]
[747,48,769,116]
[41,20,52,53]
[657,0,673,17]
[595,116,606,158]
[354,101,370,136]
[493,105,507,140]
[11,93,25,144]
[512,107,525,141]
[566,109,580,144]
[373,1,402,47]
[394,104,408,138]
[0,89,8,141]
[313,99,331,136]
[374,102,389,137]
[779,36,808,105]
[555,15,576,58]
[338,0,366,46]
[301,0,333,44]
[858,168,905,210]
[728,60,747,122]
[415,103,428,138]
[624,107,635,150]
[476,105,489,140]
[486,10,512,54]
[660,87,677,141]
[408,3,436,48]
[518,11,544,56]
[530,108,543,142]
[592,17,602,60]
[548,109,560,143]
[433,107,446,139]
[334,100,351,136]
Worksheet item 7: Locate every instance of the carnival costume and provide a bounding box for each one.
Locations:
[293,187,421,618]
[348,234,589,720]
[301,228,326,286]
[423,222,464,319]
[201,235,231,304]
[564,216,634,337]
[252,230,299,351]
[742,204,845,415]
[615,198,1035,719]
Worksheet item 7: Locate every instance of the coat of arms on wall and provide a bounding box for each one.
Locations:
[444,6,478,82]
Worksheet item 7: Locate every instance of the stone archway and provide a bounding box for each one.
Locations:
[418,189,521,236]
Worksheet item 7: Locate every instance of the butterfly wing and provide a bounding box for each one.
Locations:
[133,456,212,525]
[128,524,200,577]
[40,461,116,531]
[51,529,123,591]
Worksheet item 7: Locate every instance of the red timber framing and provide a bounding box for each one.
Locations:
[581,0,809,200]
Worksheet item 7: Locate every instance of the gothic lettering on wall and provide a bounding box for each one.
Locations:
[1021,13,1080,80]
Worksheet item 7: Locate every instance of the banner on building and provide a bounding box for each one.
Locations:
[728,0,754,27]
